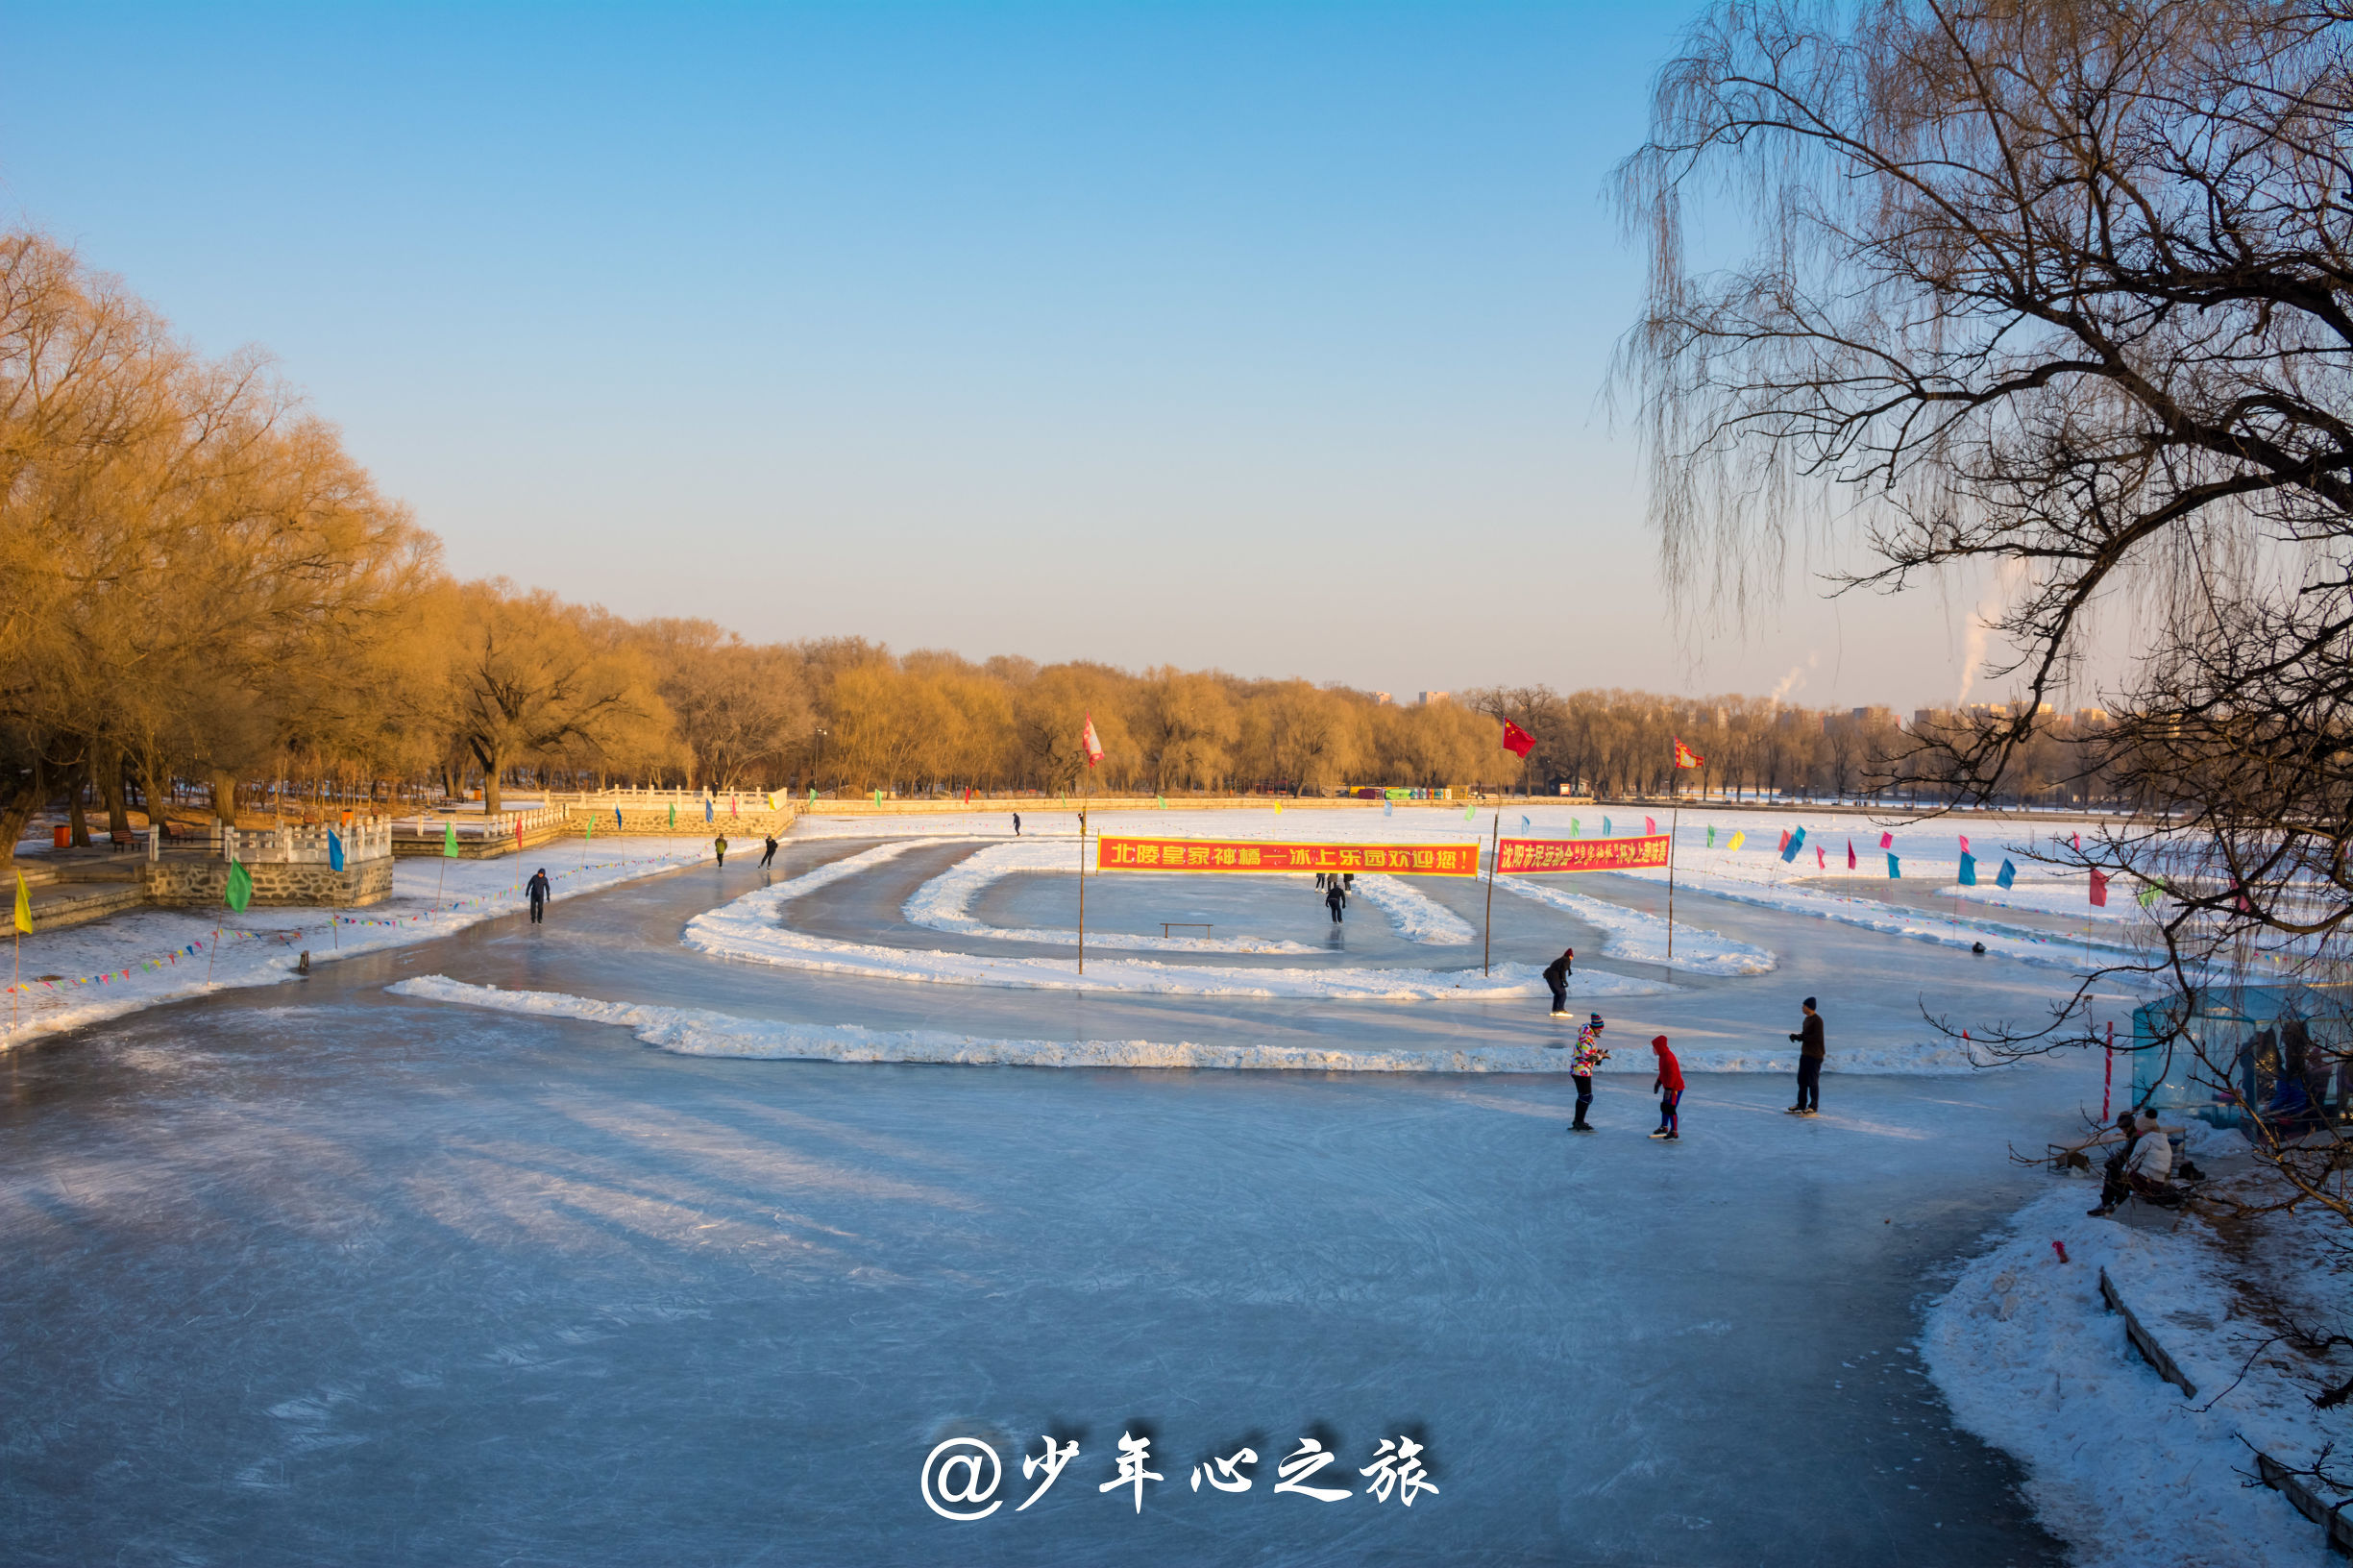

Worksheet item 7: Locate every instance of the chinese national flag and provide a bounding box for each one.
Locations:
[1502,721,1535,758]
[1081,713,1105,768]
[1672,738,1704,769]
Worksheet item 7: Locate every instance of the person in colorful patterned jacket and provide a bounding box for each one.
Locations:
[1569,1015,1608,1132]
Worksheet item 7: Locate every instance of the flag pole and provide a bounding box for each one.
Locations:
[1483,804,1500,976]
[1667,800,1679,961]
[1077,798,1088,977]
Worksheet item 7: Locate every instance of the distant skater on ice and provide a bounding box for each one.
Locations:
[1788,997,1825,1115]
[1324,878,1346,924]
[526,868,550,923]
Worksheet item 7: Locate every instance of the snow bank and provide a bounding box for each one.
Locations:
[688,888,1659,1000]
[388,976,1988,1074]
[1638,872,2138,970]
[1924,1182,2340,1568]
[1496,876,1774,975]
[1349,874,1477,943]
[0,838,723,1047]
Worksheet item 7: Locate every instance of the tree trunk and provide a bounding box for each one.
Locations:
[67,760,91,847]
[98,744,131,838]
[212,772,240,826]
[0,767,43,875]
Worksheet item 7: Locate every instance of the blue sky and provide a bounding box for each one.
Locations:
[0,2,1993,706]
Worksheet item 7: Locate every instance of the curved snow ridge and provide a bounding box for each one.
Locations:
[900,841,1321,954]
[391,977,1988,1074]
[687,884,1666,1000]
[1347,875,1477,944]
[1496,876,1774,975]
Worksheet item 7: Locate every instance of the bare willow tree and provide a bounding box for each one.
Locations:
[1618,0,2353,1240]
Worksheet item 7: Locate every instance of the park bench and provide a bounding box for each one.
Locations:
[1162,922,1213,939]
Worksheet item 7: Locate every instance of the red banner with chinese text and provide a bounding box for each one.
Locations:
[1095,837,1481,877]
[1496,835,1671,874]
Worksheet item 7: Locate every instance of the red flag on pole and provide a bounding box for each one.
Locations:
[2089,868,2109,907]
[1847,840,1856,870]
[1878,831,1895,850]
[1502,721,1535,758]
[1672,738,1704,769]
[1816,845,1826,870]
[1777,828,1790,851]
[1644,816,1656,836]
[1081,713,1104,768]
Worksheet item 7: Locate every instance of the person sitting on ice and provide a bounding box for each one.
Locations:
[2087,1111,2141,1215]
[2123,1110,2177,1205]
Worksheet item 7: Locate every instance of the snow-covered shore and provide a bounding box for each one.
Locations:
[0,838,721,1047]
[1924,1141,2346,1567]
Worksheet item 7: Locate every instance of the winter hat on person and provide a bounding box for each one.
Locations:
[1589,1014,1605,1028]
[1802,996,1817,1010]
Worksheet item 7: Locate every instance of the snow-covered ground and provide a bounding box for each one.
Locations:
[0,838,720,1046]
[1924,1137,2345,1568]
[1495,874,1773,975]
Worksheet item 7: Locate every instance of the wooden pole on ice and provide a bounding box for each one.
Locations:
[1666,800,1680,961]
[1482,804,1500,976]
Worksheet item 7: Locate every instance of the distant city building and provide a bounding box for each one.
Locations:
[2073,707,2110,728]
[1371,692,1393,706]
[1417,691,1449,706]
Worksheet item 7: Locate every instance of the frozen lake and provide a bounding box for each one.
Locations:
[0,838,2094,1564]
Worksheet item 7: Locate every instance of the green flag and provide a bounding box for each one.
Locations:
[586,815,595,840]
[669,802,675,828]
[441,821,458,858]
[2137,882,2164,908]
[1464,800,1475,821]
[1706,824,1717,847]
[224,860,254,914]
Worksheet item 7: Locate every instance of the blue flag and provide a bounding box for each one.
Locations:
[1604,817,1612,836]
[1958,851,1976,886]
[704,797,714,823]
[1887,852,1901,879]
[1780,825,1807,864]
[327,829,344,872]
[615,807,623,830]
[1997,858,2017,890]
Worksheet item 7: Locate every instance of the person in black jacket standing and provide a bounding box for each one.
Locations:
[1542,947,1575,1017]
[525,868,551,924]
[1788,997,1826,1115]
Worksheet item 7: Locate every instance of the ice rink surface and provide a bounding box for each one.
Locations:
[0,829,2103,1565]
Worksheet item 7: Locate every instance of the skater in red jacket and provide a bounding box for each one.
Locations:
[1649,1035,1683,1141]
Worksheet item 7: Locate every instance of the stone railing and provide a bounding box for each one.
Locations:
[169,819,396,865]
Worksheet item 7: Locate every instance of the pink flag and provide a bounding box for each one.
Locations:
[1082,713,1105,768]
[1816,845,1826,870]
[2089,869,2109,907]
[1645,817,1656,836]
[2071,831,2081,851]
[1777,828,1791,851]
[1847,840,1856,870]
[1958,835,1971,854]
[1878,832,1894,850]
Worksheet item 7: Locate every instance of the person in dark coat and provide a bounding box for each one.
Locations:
[1788,998,1826,1115]
[1013,813,1021,836]
[1325,880,1346,924]
[526,868,551,923]
[759,834,778,870]
[2087,1111,2141,1214]
[1542,947,1576,1017]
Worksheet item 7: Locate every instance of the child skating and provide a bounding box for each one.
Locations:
[1649,1035,1682,1141]
[1569,1015,1607,1131]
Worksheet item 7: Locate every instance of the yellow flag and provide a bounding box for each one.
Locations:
[1727,831,1747,852]
[12,870,30,934]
